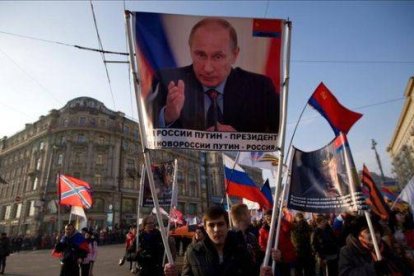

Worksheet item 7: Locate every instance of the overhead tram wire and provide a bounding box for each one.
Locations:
[0,47,63,105]
[89,0,117,110]
[2,30,413,65]
[0,30,128,56]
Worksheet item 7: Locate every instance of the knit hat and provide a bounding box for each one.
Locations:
[349,215,383,237]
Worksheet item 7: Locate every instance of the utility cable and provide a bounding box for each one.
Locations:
[0,30,128,56]
[89,0,116,110]
[0,47,63,105]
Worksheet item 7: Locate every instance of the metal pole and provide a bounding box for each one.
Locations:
[135,164,145,250]
[125,11,173,264]
[226,194,233,229]
[163,159,178,266]
[262,20,292,268]
[371,139,386,183]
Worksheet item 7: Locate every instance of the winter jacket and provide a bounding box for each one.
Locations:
[338,234,411,276]
[311,225,339,259]
[258,224,270,252]
[182,231,256,276]
[0,236,10,257]
[82,239,97,264]
[291,219,313,259]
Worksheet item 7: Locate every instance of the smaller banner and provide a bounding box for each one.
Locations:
[288,134,364,213]
[142,161,175,207]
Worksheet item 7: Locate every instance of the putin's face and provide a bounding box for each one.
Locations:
[190,23,239,88]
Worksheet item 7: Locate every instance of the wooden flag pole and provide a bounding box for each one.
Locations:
[262,20,292,268]
[125,11,174,264]
[341,133,381,260]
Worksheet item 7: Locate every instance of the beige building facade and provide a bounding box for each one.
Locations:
[388,77,414,187]
[0,97,227,235]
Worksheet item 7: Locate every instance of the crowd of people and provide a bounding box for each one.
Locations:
[117,205,414,276]
[1,205,413,275]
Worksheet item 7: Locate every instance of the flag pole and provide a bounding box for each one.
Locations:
[221,152,241,205]
[57,173,62,235]
[69,206,72,224]
[226,194,233,228]
[125,11,173,264]
[390,192,402,210]
[163,159,178,266]
[342,134,381,260]
[262,20,292,268]
[136,164,145,250]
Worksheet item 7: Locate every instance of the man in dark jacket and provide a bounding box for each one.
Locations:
[0,233,10,274]
[165,205,255,276]
[338,215,411,276]
[54,223,89,276]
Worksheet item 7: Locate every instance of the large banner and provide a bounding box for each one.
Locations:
[287,135,364,213]
[131,12,285,151]
[142,161,176,207]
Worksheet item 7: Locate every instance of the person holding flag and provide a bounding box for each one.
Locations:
[54,223,89,276]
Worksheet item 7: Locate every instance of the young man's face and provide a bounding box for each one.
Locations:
[64,225,75,236]
[358,228,381,250]
[190,24,239,88]
[205,216,229,246]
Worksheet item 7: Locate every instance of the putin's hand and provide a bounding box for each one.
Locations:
[164,80,185,124]
[206,122,237,132]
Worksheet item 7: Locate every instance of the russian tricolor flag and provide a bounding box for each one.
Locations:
[223,155,272,209]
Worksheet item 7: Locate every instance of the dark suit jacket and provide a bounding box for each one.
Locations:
[150,65,279,133]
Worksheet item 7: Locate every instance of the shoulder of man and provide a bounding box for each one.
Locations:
[231,67,273,83]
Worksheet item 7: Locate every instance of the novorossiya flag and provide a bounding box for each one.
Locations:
[58,174,93,209]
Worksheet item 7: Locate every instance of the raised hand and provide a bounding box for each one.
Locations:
[164,80,185,124]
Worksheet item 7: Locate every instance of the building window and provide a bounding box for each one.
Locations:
[124,125,130,135]
[58,154,64,165]
[91,198,104,213]
[99,119,106,128]
[95,174,102,185]
[188,203,197,215]
[98,136,105,145]
[39,141,45,151]
[4,205,11,220]
[33,177,39,190]
[77,134,86,143]
[16,203,22,218]
[96,154,103,165]
[79,117,86,126]
[122,198,136,213]
[36,158,42,170]
[63,118,69,127]
[28,201,35,217]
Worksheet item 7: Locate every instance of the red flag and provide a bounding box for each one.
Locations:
[252,18,283,93]
[58,175,93,209]
[361,165,390,220]
[170,207,184,225]
[308,82,363,135]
